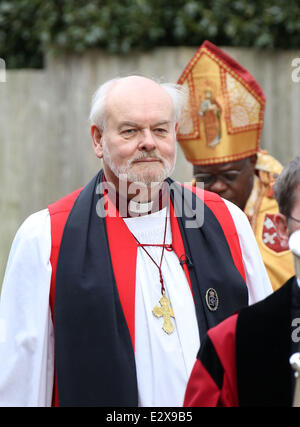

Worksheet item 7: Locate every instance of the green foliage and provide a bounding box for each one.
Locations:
[1,0,300,69]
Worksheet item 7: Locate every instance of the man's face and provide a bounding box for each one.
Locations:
[288,183,300,236]
[193,156,257,211]
[93,77,177,191]
[274,183,300,248]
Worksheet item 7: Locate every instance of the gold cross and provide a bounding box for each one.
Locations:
[152,294,175,334]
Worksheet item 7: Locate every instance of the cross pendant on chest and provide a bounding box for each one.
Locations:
[152,293,175,334]
[131,212,175,334]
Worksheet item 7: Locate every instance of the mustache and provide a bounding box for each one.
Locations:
[129,151,164,164]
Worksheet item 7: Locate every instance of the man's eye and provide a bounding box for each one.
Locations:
[194,174,214,185]
[222,171,240,181]
[154,128,168,134]
[122,129,136,136]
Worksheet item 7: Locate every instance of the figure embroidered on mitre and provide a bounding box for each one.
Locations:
[198,89,222,148]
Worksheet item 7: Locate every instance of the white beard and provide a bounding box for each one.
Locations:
[102,138,176,186]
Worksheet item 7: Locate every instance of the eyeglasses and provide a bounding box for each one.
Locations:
[289,215,300,223]
[194,170,241,186]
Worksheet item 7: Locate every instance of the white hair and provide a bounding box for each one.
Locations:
[88,76,186,130]
[160,81,187,124]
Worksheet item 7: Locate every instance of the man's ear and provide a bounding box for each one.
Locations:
[91,125,104,159]
[273,213,289,248]
[249,154,258,170]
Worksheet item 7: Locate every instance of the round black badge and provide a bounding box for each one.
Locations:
[205,288,219,311]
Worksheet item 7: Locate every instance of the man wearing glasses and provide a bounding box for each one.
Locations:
[177,41,294,291]
[184,154,300,407]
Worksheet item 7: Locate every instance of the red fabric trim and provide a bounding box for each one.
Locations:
[48,187,83,407]
[187,184,246,283]
[188,147,258,165]
[48,188,83,313]
[48,188,139,404]
[169,201,193,297]
[202,40,265,102]
[105,196,137,351]
[184,359,221,406]
[204,192,246,283]
[184,313,238,407]
[207,314,239,406]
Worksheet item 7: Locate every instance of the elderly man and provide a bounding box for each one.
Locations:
[0,75,271,407]
[184,154,300,407]
[177,40,294,291]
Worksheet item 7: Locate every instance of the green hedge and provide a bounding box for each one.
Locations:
[1,0,300,69]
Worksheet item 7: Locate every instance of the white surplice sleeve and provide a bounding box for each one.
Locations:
[223,199,273,304]
[0,209,54,407]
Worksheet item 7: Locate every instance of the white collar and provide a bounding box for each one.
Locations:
[128,199,154,214]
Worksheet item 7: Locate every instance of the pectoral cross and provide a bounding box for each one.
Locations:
[152,294,175,334]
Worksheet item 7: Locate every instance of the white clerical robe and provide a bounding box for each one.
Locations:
[0,199,272,406]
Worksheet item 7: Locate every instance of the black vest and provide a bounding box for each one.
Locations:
[236,276,300,406]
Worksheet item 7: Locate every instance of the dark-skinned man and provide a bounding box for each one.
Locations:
[176,40,294,291]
